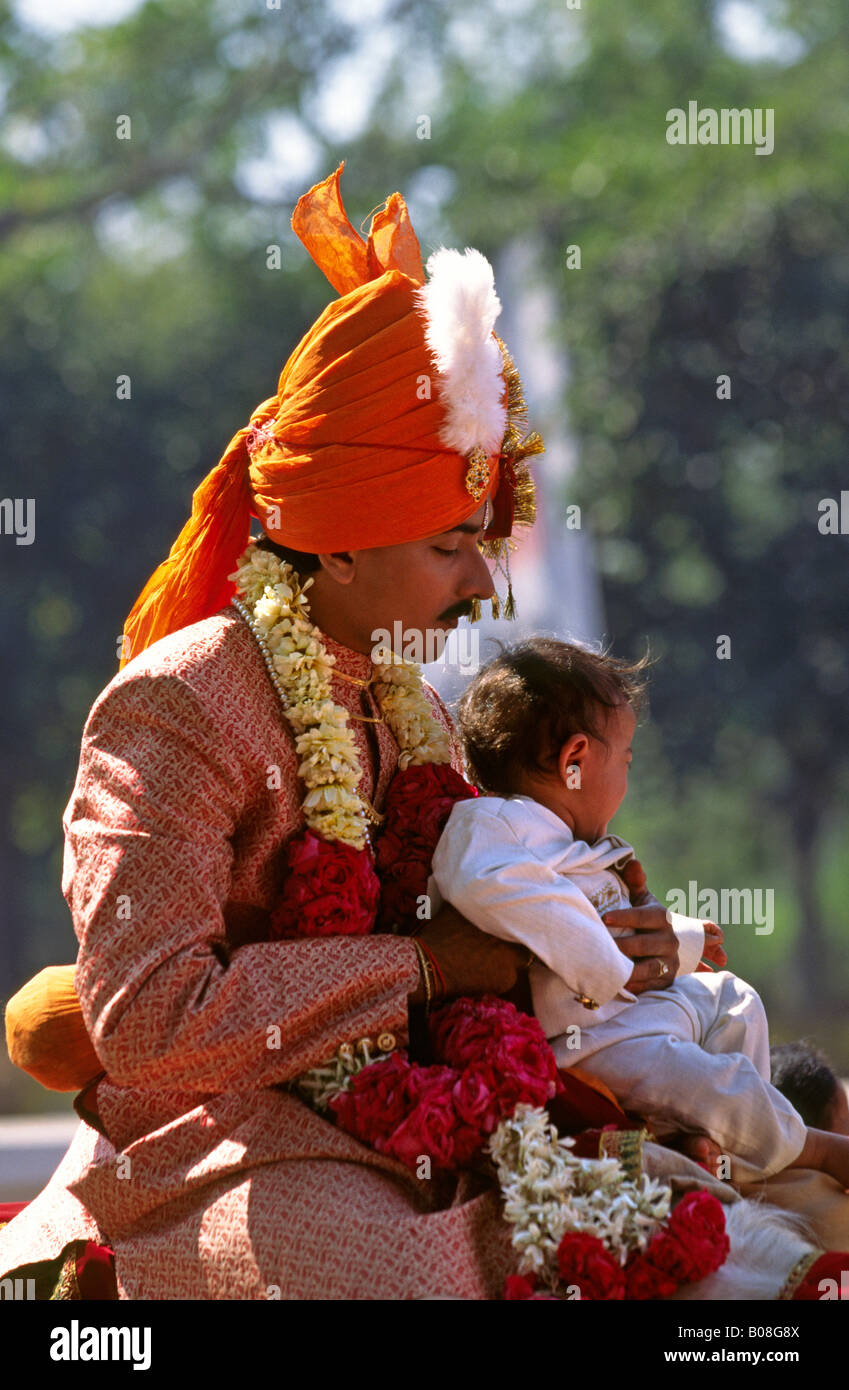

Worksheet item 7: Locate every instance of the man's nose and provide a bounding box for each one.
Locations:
[464,545,496,601]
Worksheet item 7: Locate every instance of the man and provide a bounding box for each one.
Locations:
[1,165,842,1298]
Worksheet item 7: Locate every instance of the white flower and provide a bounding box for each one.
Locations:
[489,1105,671,1282]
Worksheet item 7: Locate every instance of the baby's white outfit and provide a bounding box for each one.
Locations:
[430,794,806,1181]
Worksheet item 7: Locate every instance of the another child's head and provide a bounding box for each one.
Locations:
[770,1042,849,1135]
[457,638,648,842]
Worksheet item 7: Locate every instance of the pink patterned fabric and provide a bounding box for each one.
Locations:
[0,606,516,1298]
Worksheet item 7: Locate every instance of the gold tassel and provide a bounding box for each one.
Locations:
[472,340,545,617]
[469,596,482,623]
[479,535,507,560]
[502,546,516,620]
[490,336,543,541]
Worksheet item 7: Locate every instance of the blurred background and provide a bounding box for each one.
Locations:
[1,0,848,1151]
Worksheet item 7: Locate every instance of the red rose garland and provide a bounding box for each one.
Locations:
[269,763,476,941]
[329,996,563,1171]
[506,1192,730,1301]
[269,830,381,938]
[375,763,478,930]
[557,1232,627,1300]
[623,1191,730,1299]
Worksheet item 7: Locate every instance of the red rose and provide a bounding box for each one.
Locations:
[503,1273,538,1300]
[641,1229,701,1283]
[377,854,432,931]
[386,1075,462,1169]
[430,996,503,1068]
[668,1190,727,1244]
[380,764,477,843]
[622,1195,728,1297]
[404,1062,456,1103]
[451,1063,502,1132]
[624,1252,679,1300]
[269,831,380,938]
[666,1191,729,1279]
[372,822,405,871]
[431,997,561,1113]
[330,1053,414,1146]
[488,1028,561,1109]
[556,1232,625,1300]
[375,765,476,932]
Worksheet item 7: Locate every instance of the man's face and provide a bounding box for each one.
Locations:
[321,503,496,655]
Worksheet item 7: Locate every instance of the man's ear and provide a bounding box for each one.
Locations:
[315,551,357,585]
[556,734,588,788]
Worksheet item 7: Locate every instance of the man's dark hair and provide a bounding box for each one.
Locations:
[253,532,321,574]
[770,1041,840,1130]
[457,637,649,795]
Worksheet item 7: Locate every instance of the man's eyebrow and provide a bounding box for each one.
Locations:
[442,520,486,537]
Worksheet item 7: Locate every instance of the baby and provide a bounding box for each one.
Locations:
[431,637,849,1188]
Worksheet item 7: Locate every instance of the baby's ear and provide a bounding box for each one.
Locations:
[556,733,588,787]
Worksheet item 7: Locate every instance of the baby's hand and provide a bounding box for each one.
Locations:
[621,858,653,906]
[701,920,727,969]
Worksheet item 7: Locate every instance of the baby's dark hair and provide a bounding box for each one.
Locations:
[457,637,649,795]
[770,1041,841,1130]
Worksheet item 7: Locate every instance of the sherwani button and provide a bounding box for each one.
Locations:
[377,1032,396,1053]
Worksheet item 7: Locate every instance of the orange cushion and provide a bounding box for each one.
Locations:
[5,965,102,1092]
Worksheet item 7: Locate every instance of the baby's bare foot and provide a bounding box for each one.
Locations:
[664,1131,723,1174]
[682,1134,723,1173]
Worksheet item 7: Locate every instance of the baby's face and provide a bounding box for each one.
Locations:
[570,702,635,841]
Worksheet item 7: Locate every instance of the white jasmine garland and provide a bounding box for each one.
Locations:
[228,543,451,850]
[489,1105,671,1280]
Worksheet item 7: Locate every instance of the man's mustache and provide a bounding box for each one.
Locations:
[437,599,476,622]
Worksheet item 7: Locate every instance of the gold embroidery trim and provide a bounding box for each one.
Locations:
[778,1249,820,1300]
[599,1127,648,1183]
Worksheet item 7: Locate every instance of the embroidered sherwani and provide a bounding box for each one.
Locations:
[0,608,516,1299]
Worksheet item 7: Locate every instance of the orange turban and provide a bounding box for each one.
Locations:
[120,161,542,667]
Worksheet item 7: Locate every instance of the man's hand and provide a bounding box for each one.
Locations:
[602,904,680,994]
[411,903,528,1002]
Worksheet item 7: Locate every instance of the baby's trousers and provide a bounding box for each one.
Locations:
[553,970,807,1181]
